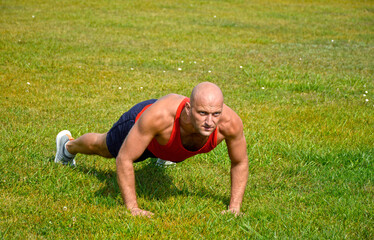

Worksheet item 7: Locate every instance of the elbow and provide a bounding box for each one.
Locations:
[116,156,123,168]
[116,156,133,171]
[231,158,249,175]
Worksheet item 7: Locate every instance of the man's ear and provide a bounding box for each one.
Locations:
[185,102,191,115]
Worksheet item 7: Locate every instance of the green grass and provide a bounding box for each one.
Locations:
[1,0,373,238]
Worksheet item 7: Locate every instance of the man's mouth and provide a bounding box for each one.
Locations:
[203,125,213,130]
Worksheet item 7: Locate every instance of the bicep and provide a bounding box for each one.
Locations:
[223,116,248,164]
[117,111,159,162]
[117,124,152,162]
[226,131,248,164]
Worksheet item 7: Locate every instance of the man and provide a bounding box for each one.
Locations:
[55,82,248,218]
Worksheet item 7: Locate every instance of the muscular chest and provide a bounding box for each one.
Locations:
[155,126,207,151]
[181,134,209,152]
[154,123,224,151]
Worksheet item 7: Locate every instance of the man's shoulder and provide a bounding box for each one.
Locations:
[137,94,187,135]
[218,104,244,138]
[140,94,186,125]
[152,94,187,113]
[221,104,242,123]
[159,93,187,102]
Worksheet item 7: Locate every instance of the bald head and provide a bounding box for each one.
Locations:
[185,82,224,136]
[190,82,224,108]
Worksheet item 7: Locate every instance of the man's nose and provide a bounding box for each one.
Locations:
[205,115,213,125]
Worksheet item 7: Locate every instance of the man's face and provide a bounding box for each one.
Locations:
[189,100,223,137]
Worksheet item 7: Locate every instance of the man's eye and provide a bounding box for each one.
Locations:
[199,112,207,115]
[213,112,221,117]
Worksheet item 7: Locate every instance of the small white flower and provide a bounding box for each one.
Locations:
[365,99,369,102]
[202,60,204,62]
[363,94,366,97]
[240,66,243,69]
[178,68,182,71]
[261,87,265,90]
[365,91,368,94]
[130,68,134,70]
[331,40,334,42]
[140,87,143,90]
[49,221,52,224]
[27,82,31,85]
[208,70,211,73]
[32,15,35,18]
[214,15,216,18]
[181,60,184,63]
[154,59,156,61]
[194,61,196,64]
[163,70,166,73]
[118,87,122,90]
[299,58,302,60]
[63,206,67,211]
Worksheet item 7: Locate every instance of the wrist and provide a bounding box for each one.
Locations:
[126,203,139,211]
[228,205,240,211]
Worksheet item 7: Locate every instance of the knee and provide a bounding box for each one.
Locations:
[94,133,112,158]
[90,133,104,150]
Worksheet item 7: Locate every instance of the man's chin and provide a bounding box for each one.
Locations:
[200,128,214,136]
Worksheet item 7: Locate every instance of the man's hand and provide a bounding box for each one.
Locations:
[221,207,243,217]
[130,207,154,218]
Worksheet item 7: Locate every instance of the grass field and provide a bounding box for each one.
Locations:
[1,0,373,239]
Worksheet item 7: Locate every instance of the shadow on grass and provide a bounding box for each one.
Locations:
[76,164,119,201]
[136,161,229,206]
[71,158,228,207]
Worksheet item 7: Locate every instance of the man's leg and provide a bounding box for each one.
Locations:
[66,133,113,158]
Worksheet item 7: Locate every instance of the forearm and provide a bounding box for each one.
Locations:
[116,157,138,209]
[229,158,248,210]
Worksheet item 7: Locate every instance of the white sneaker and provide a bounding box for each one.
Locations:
[156,158,176,167]
[55,130,76,167]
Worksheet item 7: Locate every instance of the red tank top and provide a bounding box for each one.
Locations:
[135,98,218,162]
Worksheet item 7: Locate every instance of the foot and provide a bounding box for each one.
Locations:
[155,158,176,167]
[55,130,76,167]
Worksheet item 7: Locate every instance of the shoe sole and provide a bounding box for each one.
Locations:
[55,130,72,163]
[156,158,176,167]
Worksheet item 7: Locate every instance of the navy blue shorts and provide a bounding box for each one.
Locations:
[106,99,157,162]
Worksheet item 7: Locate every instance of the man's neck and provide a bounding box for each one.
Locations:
[179,107,195,135]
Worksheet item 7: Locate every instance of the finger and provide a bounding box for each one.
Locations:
[141,211,154,218]
[133,209,154,218]
[221,210,231,215]
[221,209,243,217]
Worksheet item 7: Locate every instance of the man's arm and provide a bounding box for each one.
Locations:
[115,101,171,217]
[222,112,249,215]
